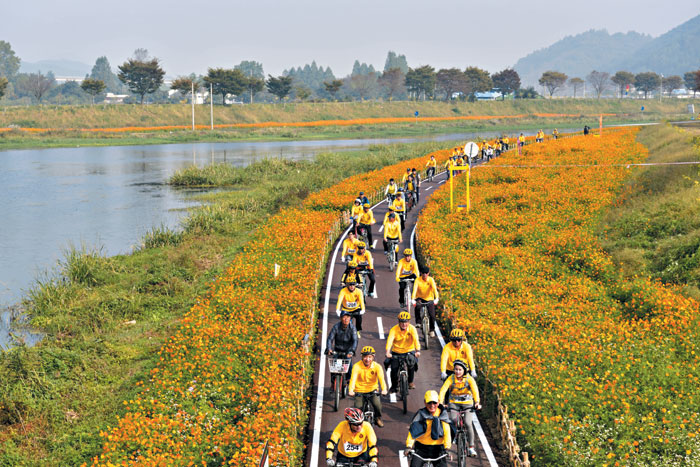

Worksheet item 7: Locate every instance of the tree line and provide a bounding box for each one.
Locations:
[2,39,699,105]
[538,69,700,99]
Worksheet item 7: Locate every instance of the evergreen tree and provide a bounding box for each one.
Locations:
[0,40,20,80]
[351,60,376,76]
[203,68,247,104]
[611,71,635,98]
[117,58,166,104]
[81,78,106,104]
[266,75,293,101]
[384,51,409,74]
[235,61,264,79]
[90,56,122,93]
[0,76,8,99]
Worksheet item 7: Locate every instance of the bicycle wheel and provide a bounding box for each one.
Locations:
[332,375,340,412]
[404,286,411,312]
[422,309,430,350]
[457,431,467,467]
[400,372,409,414]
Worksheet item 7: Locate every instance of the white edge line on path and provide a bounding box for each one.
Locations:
[310,197,387,467]
[377,317,385,340]
[378,225,384,233]
[412,213,499,467]
[398,450,409,467]
[425,185,433,191]
[372,239,377,249]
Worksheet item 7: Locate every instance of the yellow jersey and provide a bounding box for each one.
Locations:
[349,360,387,394]
[352,250,374,269]
[440,341,475,373]
[384,219,402,241]
[412,276,438,301]
[327,421,378,461]
[406,407,452,449]
[395,257,419,281]
[438,374,480,405]
[386,324,420,354]
[337,287,364,312]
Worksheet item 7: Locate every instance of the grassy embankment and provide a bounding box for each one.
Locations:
[0,99,695,150]
[598,121,700,299]
[0,139,451,465]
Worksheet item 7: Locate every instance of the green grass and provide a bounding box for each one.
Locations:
[0,139,452,466]
[597,122,700,299]
[0,99,696,150]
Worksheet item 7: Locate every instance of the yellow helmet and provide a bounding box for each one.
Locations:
[403,248,413,256]
[449,329,465,340]
[357,241,366,248]
[361,346,376,355]
[347,261,358,268]
[424,390,439,404]
[398,311,411,322]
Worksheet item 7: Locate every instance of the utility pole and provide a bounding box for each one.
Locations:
[659,74,663,102]
[210,83,214,130]
[191,81,195,131]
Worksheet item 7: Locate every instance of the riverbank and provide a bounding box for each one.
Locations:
[0,140,452,465]
[1,99,695,150]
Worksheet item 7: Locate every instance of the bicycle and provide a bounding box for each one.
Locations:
[414,299,431,350]
[400,277,414,312]
[358,391,378,426]
[357,269,370,299]
[328,353,352,412]
[447,404,479,466]
[357,225,370,247]
[335,461,370,467]
[406,451,448,467]
[385,239,399,271]
[427,167,435,183]
[392,353,412,414]
[386,192,396,204]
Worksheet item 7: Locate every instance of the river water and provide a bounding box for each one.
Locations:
[0,129,540,349]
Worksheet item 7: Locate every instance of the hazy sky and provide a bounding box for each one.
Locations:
[4,0,699,77]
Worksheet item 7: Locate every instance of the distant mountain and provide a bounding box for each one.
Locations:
[20,59,91,77]
[513,13,700,88]
[616,14,700,76]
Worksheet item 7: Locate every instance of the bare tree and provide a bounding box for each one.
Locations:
[378,68,406,100]
[587,70,610,99]
[20,72,54,103]
[568,77,584,98]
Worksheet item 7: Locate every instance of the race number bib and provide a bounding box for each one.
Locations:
[345,301,358,309]
[343,442,363,453]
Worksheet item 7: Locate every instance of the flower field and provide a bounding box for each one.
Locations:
[417,129,700,466]
[0,113,614,134]
[91,142,473,465]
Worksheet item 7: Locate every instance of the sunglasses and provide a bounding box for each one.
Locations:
[426,401,438,406]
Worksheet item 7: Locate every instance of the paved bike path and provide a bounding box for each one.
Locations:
[306,163,506,466]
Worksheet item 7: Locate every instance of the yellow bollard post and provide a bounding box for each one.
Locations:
[449,167,454,213]
[466,164,471,212]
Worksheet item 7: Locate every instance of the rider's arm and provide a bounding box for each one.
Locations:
[349,324,358,354]
[366,251,374,270]
[335,288,346,315]
[326,423,343,459]
[430,277,439,302]
[365,424,379,462]
[466,343,475,373]
[358,289,366,313]
[467,375,480,405]
[348,362,359,393]
[442,419,452,450]
[438,376,451,404]
[386,327,396,354]
[326,323,337,352]
[411,325,421,352]
[376,362,388,393]
[395,259,403,282]
[440,345,450,373]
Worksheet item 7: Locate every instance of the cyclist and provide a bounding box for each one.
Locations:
[383,212,402,254]
[382,205,396,226]
[396,248,419,309]
[358,191,369,206]
[341,231,360,263]
[348,346,388,427]
[336,281,365,339]
[401,167,412,185]
[341,261,362,288]
[326,407,379,467]
[405,390,452,467]
[444,156,454,179]
[440,329,476,380]
[351,198,363,233]
[426,155,437,180]
[552,128,559,139]
[503,135,509,151]
[385,311,420,391]
[438,360,481,457]
[411,168,421,203]
[327,310,358,384]
[391,191,407,231]
[405,175,416,208]
[353,242,376,301]
[411,266,439,337]
[517,133,525,148]
[385,178,399,202]
[357,203,376,249]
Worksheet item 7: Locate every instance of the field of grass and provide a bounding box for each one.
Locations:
[598,122,700,299]
[0,139,451,466]
[0,99,696,150]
